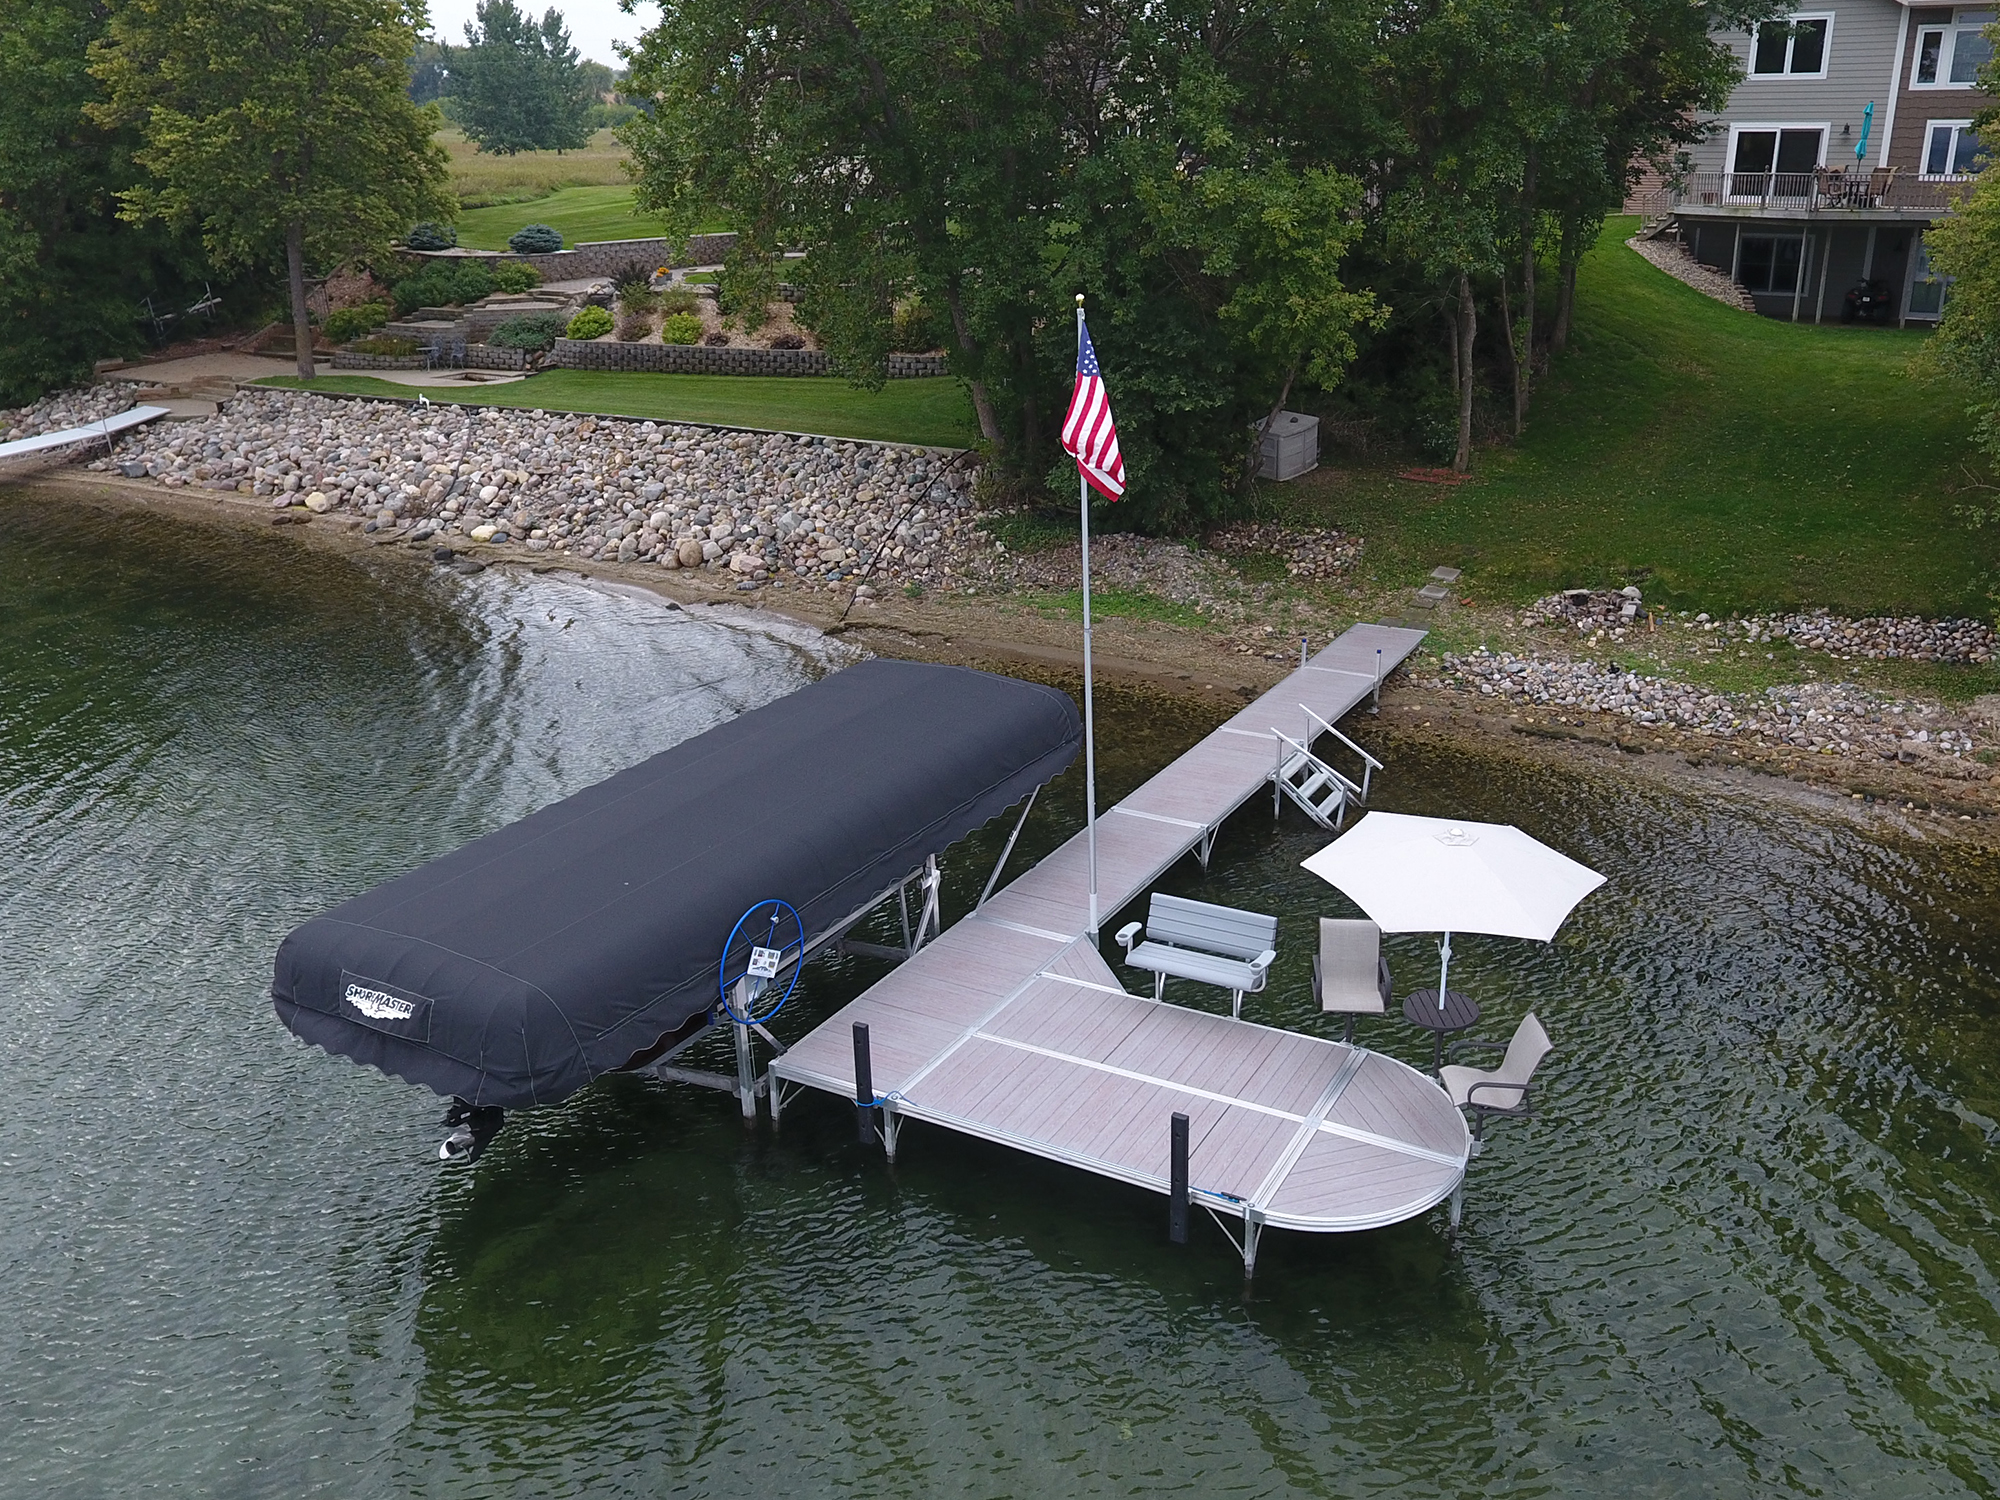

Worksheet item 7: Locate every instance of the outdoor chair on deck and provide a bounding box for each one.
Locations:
[1440,1012,1553,1139]
[1313,917,1391,1042]
[1117,893,1277,1017]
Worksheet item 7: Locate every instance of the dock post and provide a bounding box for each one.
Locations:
[853,1022,876,1145]
[732,977,759,1124]
[1169,1112,1189,1245]
[1299,636,1307,670]
[1372,648,1383,712]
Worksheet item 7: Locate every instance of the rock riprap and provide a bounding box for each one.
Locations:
[3,385,136,443]
[82,389,987,589]
[1206,521,1364,580]
[1425,648,1983,758]
[1526,590,1995,665]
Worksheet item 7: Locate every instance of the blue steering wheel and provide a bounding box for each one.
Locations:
[718,898,804,1025]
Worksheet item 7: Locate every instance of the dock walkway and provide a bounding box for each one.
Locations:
[772,625,1469,1266]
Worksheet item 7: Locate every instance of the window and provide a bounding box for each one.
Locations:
[1923,120,1990,176]
[1738,236,1808,295]
[1912,9,1995,86]
[1908,239,1947,317]
[1728,126,1826,196]
[1752,13,1833,75]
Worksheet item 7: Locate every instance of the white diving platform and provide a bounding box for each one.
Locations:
[771,624,1471,1271]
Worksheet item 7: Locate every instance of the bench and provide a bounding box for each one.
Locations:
[1115,893,1277,1017]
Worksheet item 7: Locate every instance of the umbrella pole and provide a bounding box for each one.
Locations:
[1437,932,1452,1011]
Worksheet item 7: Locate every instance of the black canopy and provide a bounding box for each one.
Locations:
[273,659,1080,1109]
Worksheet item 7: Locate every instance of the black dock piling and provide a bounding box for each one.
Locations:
[1169,1111,1189,1245]
[853,1022,876,1145]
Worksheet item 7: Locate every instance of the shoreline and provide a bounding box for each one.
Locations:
[14,467,1998,846]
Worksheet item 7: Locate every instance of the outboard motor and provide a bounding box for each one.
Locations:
[1840,278,1896,325]
[438,1100,505,1163]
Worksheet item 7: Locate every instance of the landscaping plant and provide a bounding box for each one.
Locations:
[323,302,392,342]
[660,312,703,345]
[404,220,457,250]
[565,305,612,339]
[350,334,418,356]
[487,311,565,350]
[489,260,542,293]
[391,260,494,315]
[508,222,563,253]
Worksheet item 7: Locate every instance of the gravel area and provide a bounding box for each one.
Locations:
[1423,648,1984,759]
[81,388,991,592]
[1526,590,1996,664]
[3,386,136,442]
[1626,235,1757,313]
[1206,521,1364,580]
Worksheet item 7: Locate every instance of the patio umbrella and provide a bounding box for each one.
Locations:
[1300,812,1605,1009]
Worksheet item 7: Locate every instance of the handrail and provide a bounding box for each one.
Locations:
[1271,727,1362,801]
[1300,705,1379,802]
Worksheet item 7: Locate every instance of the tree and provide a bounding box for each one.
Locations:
[407,38,454,104]
[90,0,453,380]
[0,0,208,404]
[1915,28,2000,470]
[622,0,1384,530]
[452,0,591,155]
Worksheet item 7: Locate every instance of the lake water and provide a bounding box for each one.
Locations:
[4,489,1999,1498]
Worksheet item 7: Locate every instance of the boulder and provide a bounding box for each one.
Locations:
[677,539,705,568]
[303,491,332,513]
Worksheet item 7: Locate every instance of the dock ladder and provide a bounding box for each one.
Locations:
[1271,705,1384,830]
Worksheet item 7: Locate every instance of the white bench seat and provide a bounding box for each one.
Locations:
[1116,892,1277,1017]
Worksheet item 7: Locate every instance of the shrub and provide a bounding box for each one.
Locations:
[566,305,614,340]
[405,221,457,251]
[610,260,655,296]
[891,300,941,353]
[488,313,565,351]
[324,302,391,343]
[350,336,418,357]
[702,330,730,346]
[509,224,563,254]
[490,261,542,294]
[768,332,805,350]
[391,261,494,316]
[660,312,703,345]
[616,312,653,341]
[657,288,699,317]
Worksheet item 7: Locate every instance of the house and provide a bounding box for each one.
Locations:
[1654,4,1992,323]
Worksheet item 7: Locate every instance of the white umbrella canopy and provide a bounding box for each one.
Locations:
[1301,812,1605,940]
[1301,812,1605,1011]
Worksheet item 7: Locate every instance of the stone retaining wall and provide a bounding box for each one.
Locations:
[464,344,528,370]
[551,341,950,378]
[513,233,740,280]
[333,351,426,370]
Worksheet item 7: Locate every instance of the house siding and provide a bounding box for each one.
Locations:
[1888,8,1989,172]
[1695,1,1911,174]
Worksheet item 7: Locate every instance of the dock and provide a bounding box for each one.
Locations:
[771,625,1472,1270]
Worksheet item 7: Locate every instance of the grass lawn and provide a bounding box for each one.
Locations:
[1276,217,1996,618]
[257,371,979,448]
[453,186,673,252]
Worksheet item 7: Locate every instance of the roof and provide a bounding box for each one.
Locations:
[272,659,1081,1109]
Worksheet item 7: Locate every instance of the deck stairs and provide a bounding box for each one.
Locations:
[1269,705,1383,830]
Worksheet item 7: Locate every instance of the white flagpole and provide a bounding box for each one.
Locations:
[1076,293,1099,940]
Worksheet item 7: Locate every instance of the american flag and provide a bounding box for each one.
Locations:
[1061,317,1125,499]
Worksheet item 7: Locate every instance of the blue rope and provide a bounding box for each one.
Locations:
[717,898,803,1026]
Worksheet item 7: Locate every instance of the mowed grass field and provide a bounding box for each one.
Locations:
[259,372,979,449]
[442,127,631,208]
[454,185,675,252]
[1278,218,1995,618]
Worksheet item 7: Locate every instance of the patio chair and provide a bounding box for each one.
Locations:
[1116,893,1276,1017]
[1440,1012,1553,1139]
[1312,917,1391,1042]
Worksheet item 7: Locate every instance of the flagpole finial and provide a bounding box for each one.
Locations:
[1075,293,1085,307]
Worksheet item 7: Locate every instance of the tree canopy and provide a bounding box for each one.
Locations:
[621,0,1755,518]
[90,0,453,378]
[451,0,592,155]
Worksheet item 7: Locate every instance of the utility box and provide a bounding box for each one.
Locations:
[1254,411,1320,481]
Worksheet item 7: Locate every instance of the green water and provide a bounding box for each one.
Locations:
[4,490,2000,1497]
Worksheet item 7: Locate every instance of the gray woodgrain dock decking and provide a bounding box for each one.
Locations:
[772,624,1469,1241]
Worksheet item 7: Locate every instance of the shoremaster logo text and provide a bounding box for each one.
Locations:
[344,983,417,1022]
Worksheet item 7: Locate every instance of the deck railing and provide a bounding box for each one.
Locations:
[1641,170,1970,217]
